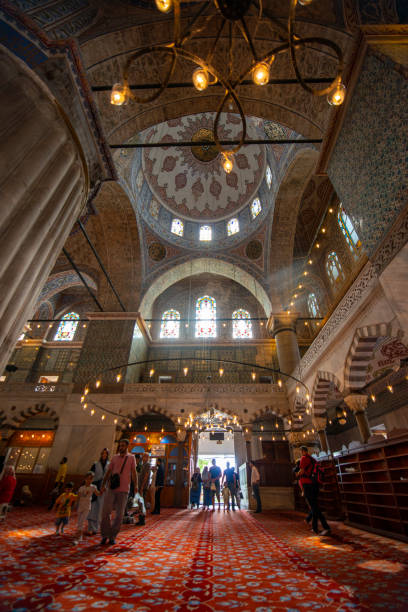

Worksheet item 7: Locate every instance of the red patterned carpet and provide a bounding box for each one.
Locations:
[0,507,407,611]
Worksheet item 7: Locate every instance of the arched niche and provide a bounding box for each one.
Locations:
[139,258,271,320]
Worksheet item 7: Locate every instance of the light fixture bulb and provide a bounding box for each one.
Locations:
[155,0,172,12]
[252,62,270,86]
[370,394,376,402]
[183,367,188,376]
[149,368,155,378]
[219,368,224,377]
[387,385,394,393]
[251,372,256,381]
[116,373,122,382]
[95,380,101,389]
[192,67,209,92]
[278,379,282,387]
[298,0,313,5]
[110,83,129,106]
[327,81,346,106]
[222,153,233,173]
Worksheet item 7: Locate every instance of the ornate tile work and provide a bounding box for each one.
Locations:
[329,51,408,256]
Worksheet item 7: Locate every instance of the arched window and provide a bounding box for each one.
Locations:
[265,165,272,189]
[54,312,79,341]
[232,309,253,339]
[195,296,216,338]
[200,225,212,241]
[227,218,239,236]
[171,218,184,237]
[160,309,180,338]
[250,197,262,219]
[338,203,361,258]
[326,251,345,286]
[307,293,321,318]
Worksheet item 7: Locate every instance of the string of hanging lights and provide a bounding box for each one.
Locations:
[109,0,346,173]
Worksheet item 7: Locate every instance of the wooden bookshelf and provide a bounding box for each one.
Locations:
[335,435,408,541]
[316,459,342,519]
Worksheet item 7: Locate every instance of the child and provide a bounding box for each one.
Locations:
[75,471,99,544]
[222,483,230,511]
[55,482,77,535]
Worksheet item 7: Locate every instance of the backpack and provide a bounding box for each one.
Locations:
[310,458,324,486]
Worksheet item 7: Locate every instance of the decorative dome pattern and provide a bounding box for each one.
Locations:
[142,113,265,221]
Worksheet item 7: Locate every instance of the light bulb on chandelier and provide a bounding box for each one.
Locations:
[252,61,271,86]
[110,83,129,106]
[222,153,234,174]
[192,67,210,92]
[155,0,172,13]
[327,80,347,106]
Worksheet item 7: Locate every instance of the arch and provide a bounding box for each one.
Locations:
[36,271,98,305]
[9,404,59,429]
[344,321,405,392]
[122,404,177,426]
[139,258,272,320]
[311,371,343,421]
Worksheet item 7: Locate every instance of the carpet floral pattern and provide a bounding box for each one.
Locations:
[0,508,407,611]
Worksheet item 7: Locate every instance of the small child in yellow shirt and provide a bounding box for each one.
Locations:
[55,482,77,534]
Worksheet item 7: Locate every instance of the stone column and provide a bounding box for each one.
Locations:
[313,417,330,453]
[271,312,300,376]
[0,49,88,374]
[344,394,371,443]
[243,426,253,462]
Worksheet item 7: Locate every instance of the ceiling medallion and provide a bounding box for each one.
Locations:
[110,0,346,174]
[191,128,219,162]
[246,239,263,260]
[148,242,166,261]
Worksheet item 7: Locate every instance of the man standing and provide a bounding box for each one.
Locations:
[298,445,331,536]
[249,460,262,513]
[222,461,236,510]
[152,458,164,515]
[209,458,222,509]
[100,439,137,545]
[137,452,151,525]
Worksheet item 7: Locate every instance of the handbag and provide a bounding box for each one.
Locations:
[210,482,216,492]
[109,456,128,490]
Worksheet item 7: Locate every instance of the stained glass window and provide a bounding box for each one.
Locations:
[307,293,321,318]
[200,225,212,241]
[227,218,239,236]
[338,203,361,258]
[251,198,262,219]
[195,296,216,338]
[232,309,253,339]
[54,312,79,341]
[171,218,184,237]
[160,309,180,338]
[266,166,272,189]
[326,251,344,286]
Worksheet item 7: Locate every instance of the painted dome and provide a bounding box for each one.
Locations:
[141,113,265,222]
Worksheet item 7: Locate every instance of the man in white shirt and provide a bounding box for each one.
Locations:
[249,460,262,513]
[100,439,137,545]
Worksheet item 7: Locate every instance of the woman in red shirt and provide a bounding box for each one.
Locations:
[0,465,17,504]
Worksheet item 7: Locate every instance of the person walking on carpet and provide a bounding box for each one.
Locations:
[298,445,331,536]
[87,448,110,535]
[100,439,137,545]
[209,458,222,510]
[152,458,164,514]
[249,460,262,513]
[190,466,202,509]
[202,466,212,509]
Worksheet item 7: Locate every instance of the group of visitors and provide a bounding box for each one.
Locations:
[51,439,165,545]
[190,459,242,510]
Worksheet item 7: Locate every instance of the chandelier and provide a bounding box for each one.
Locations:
[187,406,240,433]
[110,0,345,173]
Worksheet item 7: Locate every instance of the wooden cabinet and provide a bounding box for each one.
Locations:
[316,459,342,519]
[335,435,408,541]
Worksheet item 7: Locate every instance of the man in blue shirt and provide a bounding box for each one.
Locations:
[209,458,221,510]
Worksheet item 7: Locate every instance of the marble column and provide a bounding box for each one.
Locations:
[344,394,371,443]
[271,312,300,376]
[0,49,88,374]
[313,417,330,453]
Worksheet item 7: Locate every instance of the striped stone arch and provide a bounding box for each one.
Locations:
[9,403,59,428]
[122,404,177,425]
[344,321,405,392]
[312,371,343,420]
